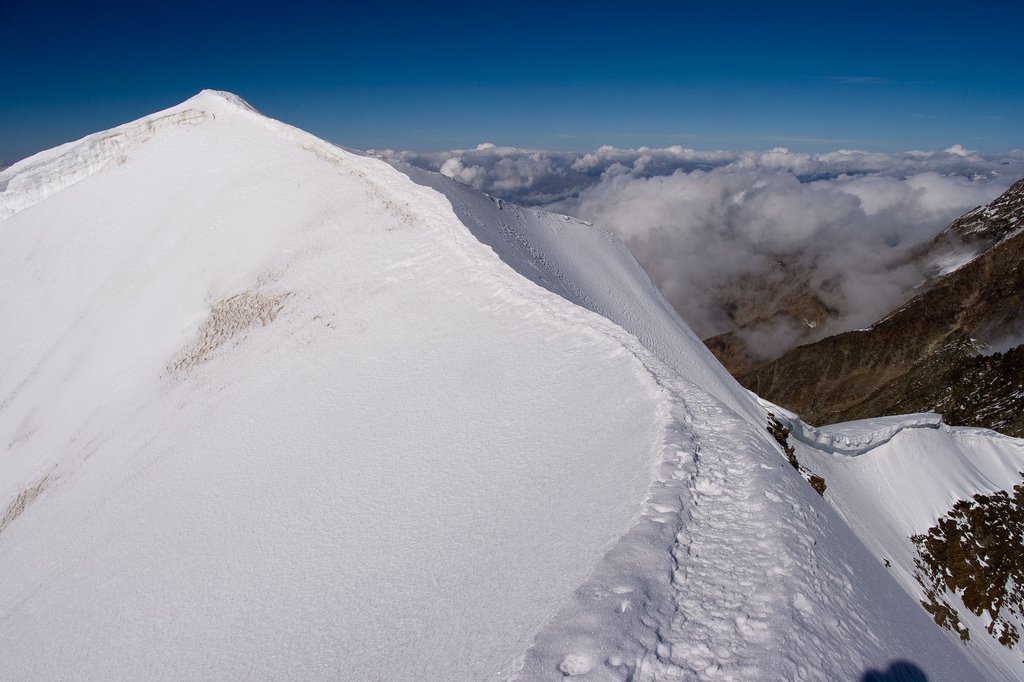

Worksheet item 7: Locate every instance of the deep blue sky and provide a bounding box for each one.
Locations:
[2,0,1022,162]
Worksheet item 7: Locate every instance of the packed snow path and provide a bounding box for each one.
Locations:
[511,379,979,680]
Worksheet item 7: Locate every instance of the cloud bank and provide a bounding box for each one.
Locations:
[376,144,1023,352]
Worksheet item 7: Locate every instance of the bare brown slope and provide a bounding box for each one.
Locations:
[705,289,835,375]
[739,179,1024,435]
[711,177,1024,378]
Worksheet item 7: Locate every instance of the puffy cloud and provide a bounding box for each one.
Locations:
[375,144,1022,206]
[375,144,1023,350]
[552,167,1010,340]
[943,144,973,157]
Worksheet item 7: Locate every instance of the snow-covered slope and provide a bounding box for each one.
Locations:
[0,91,998,680]
[791,413,1024,681]
[384,161,760,424]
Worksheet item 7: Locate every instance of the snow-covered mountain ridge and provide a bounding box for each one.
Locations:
[0,91,1019,680]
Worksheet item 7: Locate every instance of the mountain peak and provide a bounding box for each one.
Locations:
[0,90,267,221]
[176,89,259,116]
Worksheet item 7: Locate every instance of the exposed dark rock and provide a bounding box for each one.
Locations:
[731,178,1024,437]
[766,413,827,496]
[943,177,1024,247]
[912,473,1024,649]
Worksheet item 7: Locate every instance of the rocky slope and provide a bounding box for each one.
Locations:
[738,177,1024,435]
[704,278,834,375]
[941,176,1024,246]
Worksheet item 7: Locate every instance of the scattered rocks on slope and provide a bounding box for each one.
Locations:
[912,473,1024,650]
[167,289,290,375]
[766,413,826,496]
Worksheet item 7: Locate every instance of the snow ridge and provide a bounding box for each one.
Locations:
[0,90,675,680]
[0,91,254,221]
[511,381,979,681]
[789,413,944,456]
[391,162,762,423]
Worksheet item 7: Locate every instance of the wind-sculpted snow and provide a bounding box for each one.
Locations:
[0,108,210,220]
[784,411,944,456]
[0,91,260,222]
[0,90,996,681]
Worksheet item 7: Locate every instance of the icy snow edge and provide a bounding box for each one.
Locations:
[756,395,945,456]
[0,91,255,221]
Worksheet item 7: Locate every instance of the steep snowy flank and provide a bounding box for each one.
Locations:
[794,415,1024,681]
[0,91,988,680]
[388,161,761,423]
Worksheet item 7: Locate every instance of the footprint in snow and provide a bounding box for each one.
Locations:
[694,478,725,496]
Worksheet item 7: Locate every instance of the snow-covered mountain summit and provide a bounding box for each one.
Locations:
[0,90,253,221]
[0,91,1017,680]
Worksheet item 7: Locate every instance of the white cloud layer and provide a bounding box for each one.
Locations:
[376,144,1023,347]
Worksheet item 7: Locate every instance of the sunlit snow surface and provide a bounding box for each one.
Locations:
[798,415,1024,681]
[0,91,1014,680]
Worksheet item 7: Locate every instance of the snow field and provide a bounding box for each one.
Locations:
[512,385,980,681]
[0,92,670,680]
